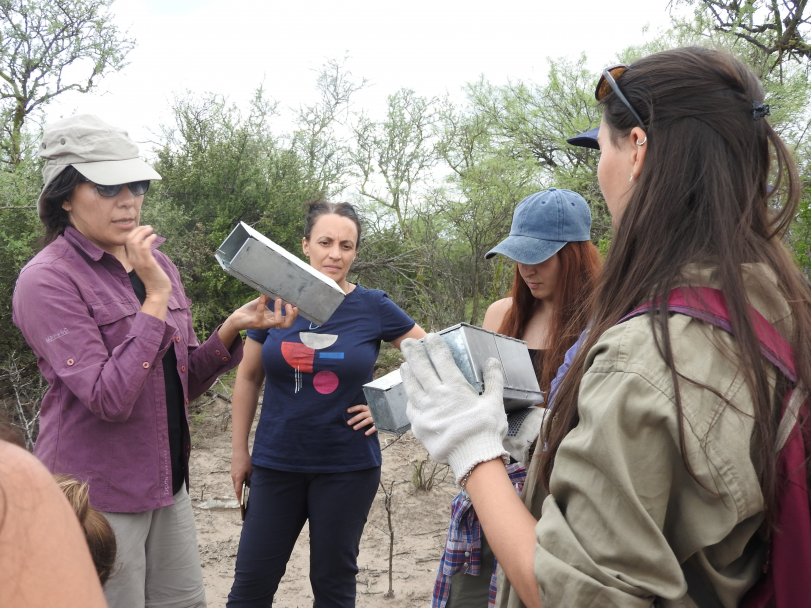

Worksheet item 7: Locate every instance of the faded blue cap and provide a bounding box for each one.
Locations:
[485,188,592,264]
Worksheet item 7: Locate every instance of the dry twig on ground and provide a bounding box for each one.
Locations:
[379,479,396,598]
[411,458,449,492]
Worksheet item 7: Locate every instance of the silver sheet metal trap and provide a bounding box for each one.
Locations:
[364,323,543,435]
[363,369,411,435]
[215,222,345,326]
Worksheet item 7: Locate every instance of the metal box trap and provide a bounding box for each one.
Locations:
[215,222,345,326]
[364,323,543,435]
[363,369,411,435]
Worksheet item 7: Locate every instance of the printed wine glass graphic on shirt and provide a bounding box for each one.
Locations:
[281,332,343,394]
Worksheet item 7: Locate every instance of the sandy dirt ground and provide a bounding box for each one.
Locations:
[188,364,457,607]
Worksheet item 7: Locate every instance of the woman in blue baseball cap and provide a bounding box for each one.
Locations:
[434,188,600,608]
[483,188,597,397]
[403,46,811,607]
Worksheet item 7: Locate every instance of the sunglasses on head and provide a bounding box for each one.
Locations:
[80,178,151,197]
[595,64,646,130]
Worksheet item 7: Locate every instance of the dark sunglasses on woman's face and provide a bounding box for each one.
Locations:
[595,64,646,130]
[80,178,151,197]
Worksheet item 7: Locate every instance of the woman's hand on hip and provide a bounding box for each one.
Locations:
[227,295,298,332]
[125,226,172,299]
[347,404,376,436]
[231,448,252,501]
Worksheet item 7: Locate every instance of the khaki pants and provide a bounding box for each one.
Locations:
[103,487,206,608]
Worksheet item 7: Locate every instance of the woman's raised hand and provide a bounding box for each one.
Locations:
[217,296,298,350]
[228,295,298,332]
[124,226,172,299]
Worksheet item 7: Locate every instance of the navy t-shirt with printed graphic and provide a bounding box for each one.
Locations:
[246,285,415,473]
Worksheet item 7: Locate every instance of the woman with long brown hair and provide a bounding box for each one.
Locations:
[435,188,600,607]
[402,45,811,608]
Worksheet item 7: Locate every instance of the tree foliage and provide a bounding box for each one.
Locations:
[0,0,134,166]
[291,57,364,196]
[352,89,436,235]
[0,158,44,435]
[149,88,325,336]
[672,0,811,73]
[4,7,811,442]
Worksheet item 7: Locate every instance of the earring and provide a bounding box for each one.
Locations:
[629,174,634,182]
[636,136,647,146]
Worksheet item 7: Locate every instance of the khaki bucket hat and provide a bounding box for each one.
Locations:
[37,114,161,222]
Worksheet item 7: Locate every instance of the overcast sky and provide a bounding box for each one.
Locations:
[45,0,686,153]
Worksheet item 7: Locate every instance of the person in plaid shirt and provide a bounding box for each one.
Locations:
[432,190,599,607]
[433,463,528,608]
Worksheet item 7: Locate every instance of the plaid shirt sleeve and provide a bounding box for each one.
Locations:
[433,463,527,608]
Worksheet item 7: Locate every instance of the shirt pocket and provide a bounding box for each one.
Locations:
[166,293,193,345]
[89,299,139,354]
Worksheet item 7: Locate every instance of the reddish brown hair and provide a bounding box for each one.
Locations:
[498,241,601,394]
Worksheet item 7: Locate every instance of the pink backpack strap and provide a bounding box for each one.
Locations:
[622,286,795,381]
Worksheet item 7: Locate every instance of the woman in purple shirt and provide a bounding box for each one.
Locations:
[12,114,297,608]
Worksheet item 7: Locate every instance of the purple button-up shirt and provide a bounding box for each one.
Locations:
[12,227,243,513]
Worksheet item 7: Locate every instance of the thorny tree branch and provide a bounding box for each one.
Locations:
[670,0,811,73]
[1,354,44,450]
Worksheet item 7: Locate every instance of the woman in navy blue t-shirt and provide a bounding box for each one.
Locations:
[227,200,425,607]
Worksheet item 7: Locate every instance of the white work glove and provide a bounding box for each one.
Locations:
[400,333,510,486]
[503,407,546,465]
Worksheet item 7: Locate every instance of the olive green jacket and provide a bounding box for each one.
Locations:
[496,266,791,608]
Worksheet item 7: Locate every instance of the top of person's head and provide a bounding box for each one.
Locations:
[303,198,363,247]
[485,188,592,265]
[601,46,769,138]
[567,47,774,152]
[53,475,117,585]
[36,114,162,225]
[593,46,795,254]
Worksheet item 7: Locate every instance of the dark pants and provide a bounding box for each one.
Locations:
[226,464,381,608]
